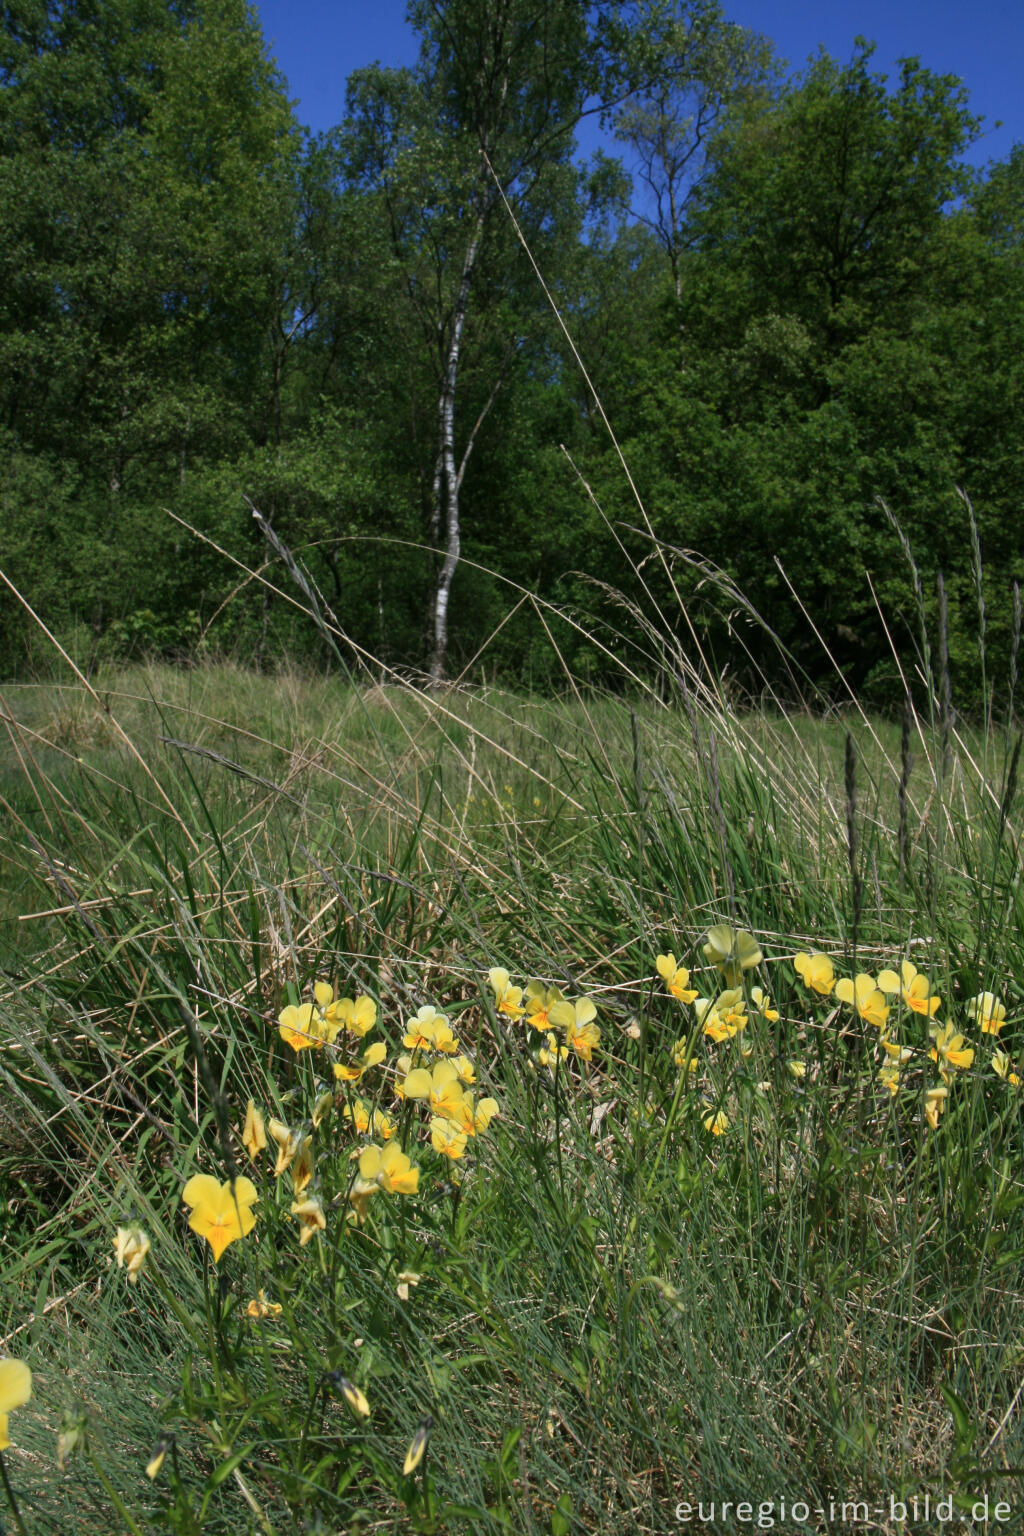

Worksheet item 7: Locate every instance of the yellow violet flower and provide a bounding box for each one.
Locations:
[402,1059,467,1120]
[794,952,835,995]
[656,953,698,1003]
[268,1117,303,1177]
[242,1100,267,1160]
[786,1059,807,1081]
[929,1021,974,1078]
[967,993,1007,1035]
[695,989,747,1042]
[672,1040,699,1073]
[403,1005,457,1054]
[878,960,941,1017]
[549,996,600,1060]
[113,1225,150,1283]
[750,986,779,1022]
[834,973,890,1029]
[703,1108,729,1135]
[991,1051,1022,1087]
[460,1093,499,1134]
[324,992,377,1039]
[246,1290,283,1319]
[878,1062,901,1096]
[431,1117,468,1159]
[278,1001,328,1052]
[290,1194,327,1246]
[488,967,525,1018]
[524,981,565,1033]
[182,1175,258,1263]
[333,1040,387,1082]
[703,925,762,985]
[538,1032,568,1068]
[357,1142,419,1196]
[453,1053,476,1084]
[924,1084,948,1130]
[0,1359,32,1451]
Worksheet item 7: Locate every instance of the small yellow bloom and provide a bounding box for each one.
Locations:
[338,1378,370,1418]
[431,1116,468,1159]
[695,989,747,1042]
[524,980,565,1033]
[145,1443,167,1480]
[403,1418,432,1475]
[333,1040,387,1082]
[794,952,835,995]
[703,925,762,985]
[396,1270,421,1301]
[991,1050,1022,1087]
[703,1108,729,1135]
[488,967,525,1018]
[549,996,600,1060]
[403,1005,457,1053]
[750,985,779,1022]
[246,1290,283,1319]
[672,1040,699,1073]
[290,1194,327,1246]
[878,1062,901,1097]
[878,960,941,1017]
[402,1059,467,1120]
[453,1053,477,1084]
[242,1100,267,1160]
[182,1175,258,1263]
[967,992,1007,1035]
[786,1059,807,1081]
[324,993,378,1039]
[656,953,698,1003]
[538,1031,568,1068]
[278,1001,328,1052]
[834,973,890,1029]
[929,1021,974,1077]
[113,1225,150,1283]
[0,1359,32,1451]
[357,1141,420,1196]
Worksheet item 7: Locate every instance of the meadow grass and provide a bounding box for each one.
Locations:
[0,626,1022,1533]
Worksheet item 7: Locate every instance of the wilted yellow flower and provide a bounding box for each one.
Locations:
[268,1116,303,1177]
[834,973,890,1029]
[338,1378,370,1417]
[113,1225,150,1283]
[242,1100,267,1160]
[246,1290,283,1319]
[703,925,762,985]
[290,1194,327,1246]
[549,996,600,1060]
[182,1175,258,1263]
[0,1359,32,1451]
[290,1136,315,1197]
[488,967,525,1018]
[145,1441,168,1480]
[703,1108,729,1135]
[966,993,1007,1035]
[991,1051,1022,1087]
[924,1084,948,1130]
[794,952,835,995]
[278,1001,328,1052]
[786,1059,807,1081]
[878,961,941,1017]
[333,1039,387,1082]
[656,953,698,1003]
[929,1021,974,1080]
[396,1270,421,1301]
[403,1418,432,1475]
[524,981,565,1033]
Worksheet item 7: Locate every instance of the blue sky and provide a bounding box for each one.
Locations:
[254,0,1021,171]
